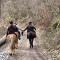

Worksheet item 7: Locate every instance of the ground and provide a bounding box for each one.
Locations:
[0,32,49,60]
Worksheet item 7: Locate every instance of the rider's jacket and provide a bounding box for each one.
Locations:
[7,25,18,35]
[24,25,36,32]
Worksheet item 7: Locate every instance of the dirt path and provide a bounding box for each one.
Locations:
[8,48,45,60]
[0,32,48,60]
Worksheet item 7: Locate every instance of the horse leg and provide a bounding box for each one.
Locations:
[15,39,18,49]
[10,40,15,55]
[29,38,32,48]
[31,38,34,48]
[18,31,20,40]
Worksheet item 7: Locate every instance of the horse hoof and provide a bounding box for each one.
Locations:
[16,47,18,49]
[9,53,13,56]
[30,46,31,48]
[30,46,33,48]
[32,46,33,48]
[15,46,18,49]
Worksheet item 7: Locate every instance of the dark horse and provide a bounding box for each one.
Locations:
[26,31,36,48]
[22,22,36,48]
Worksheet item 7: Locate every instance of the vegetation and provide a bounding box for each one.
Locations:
[0,0,60,60]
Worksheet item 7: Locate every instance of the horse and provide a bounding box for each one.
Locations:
[27,31,36,48]
[6,32,20,55]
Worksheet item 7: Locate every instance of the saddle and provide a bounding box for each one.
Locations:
[27,31,36,39]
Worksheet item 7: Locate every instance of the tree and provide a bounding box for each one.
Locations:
[0,0,1,18]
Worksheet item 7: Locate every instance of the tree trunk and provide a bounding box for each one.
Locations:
[0,0,1,18]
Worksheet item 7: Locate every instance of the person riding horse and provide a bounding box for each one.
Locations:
[22,22,36,48]
[6,21,20,40]
[6,21,20,55]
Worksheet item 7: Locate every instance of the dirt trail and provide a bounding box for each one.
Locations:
[0,31,48,60]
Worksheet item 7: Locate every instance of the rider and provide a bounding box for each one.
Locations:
[6,21,20,40]
[13,22,21,39]
[23,22,36,38]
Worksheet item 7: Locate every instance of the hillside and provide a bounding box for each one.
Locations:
[0,0,60,60]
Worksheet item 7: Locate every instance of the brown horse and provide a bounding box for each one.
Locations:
[6,32,19,55]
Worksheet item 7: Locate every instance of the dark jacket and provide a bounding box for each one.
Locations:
[23,25,36,38]
[24,25,36,32]
[7,25,18,35]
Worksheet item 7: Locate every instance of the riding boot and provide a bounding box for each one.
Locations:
[31,39,33,48]
[29,39,31,48]
[30,45,31,48]
[31,45,33,48]
[19,37,20,40]
[18,31,20,40]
